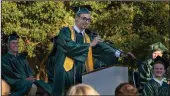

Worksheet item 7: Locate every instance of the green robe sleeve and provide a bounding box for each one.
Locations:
[142,79,169,96]
[139,58,153,90]
[92,42,119,65]
[1,54,33,96]
[46,53,57,87]
[57,27,119,65]
[94,59,107,69]
[1,55,29,84]
[56,27,90,62]
[2,53,52,95]
[158,82,170,96]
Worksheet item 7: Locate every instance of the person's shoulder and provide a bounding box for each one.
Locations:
[148,79,155,83]
[2,53,11,60]
[145,79,155,85]
[2,53,12,64]
[60,26,70,32]
[59,26,71,35]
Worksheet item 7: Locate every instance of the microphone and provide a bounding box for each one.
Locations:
[85,29,99,37]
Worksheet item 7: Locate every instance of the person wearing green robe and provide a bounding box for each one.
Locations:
[52,5,135,96]
[139,42,168,92]
[46,36,107,89]
[142,56,170,96]
[2,32,52,96]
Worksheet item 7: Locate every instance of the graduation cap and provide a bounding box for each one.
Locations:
[5,32,20,43]
[71,5,92,16]
[150,42,168,52]
[153,56,170,70]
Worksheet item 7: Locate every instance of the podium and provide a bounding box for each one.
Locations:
[82,64,128,95]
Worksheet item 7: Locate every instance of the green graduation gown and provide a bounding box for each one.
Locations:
[46,44,58,89]
[46,44,106,88]
[139,58,153,91]
[142,79,170,96]
[2,52,52,96]
[52,27,119,96]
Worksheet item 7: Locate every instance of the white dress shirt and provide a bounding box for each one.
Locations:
[73,25,85,36]
[153,77,164,86]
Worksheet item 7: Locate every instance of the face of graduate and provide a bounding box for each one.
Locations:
[8,40,19,53]
[75,14,91,30]
[152,50,163,59]
[153,63,165,78]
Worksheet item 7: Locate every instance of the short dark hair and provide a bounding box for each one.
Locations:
[115,83,138,96]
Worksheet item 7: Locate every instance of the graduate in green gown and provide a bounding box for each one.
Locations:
[139,42,168,92]
[2,32,52,96]
[142,56,170,96]
[52,5,135,96]
[46,36,109,88]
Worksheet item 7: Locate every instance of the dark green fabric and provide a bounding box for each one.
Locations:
[94,59,107,69]
[142,79,170,96]
[46,45,106,89]
[2,52,52,96]
[52,27,119,96]
[139,58,153,91]
[46,43,58,89]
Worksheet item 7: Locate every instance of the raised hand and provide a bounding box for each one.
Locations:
[127,52,136,60]
[90,37,103,47]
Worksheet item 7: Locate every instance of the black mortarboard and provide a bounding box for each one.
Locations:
[154,56,170,70]
[71,5,92,16]
[6,32,20,43]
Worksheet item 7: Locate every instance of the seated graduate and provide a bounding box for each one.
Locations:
[52,5,135,96]
[1,32,52,96]
[139,42,168,92]
[142,56,170,96]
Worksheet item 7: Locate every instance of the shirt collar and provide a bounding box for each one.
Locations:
[73,24,85,35]
[153,77,164,86]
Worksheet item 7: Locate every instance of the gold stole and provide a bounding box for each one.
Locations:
[63,26,94,72]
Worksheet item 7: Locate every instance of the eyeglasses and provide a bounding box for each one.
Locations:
[79,16,91,22]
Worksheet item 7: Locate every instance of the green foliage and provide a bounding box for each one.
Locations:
[2,1,72,58]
